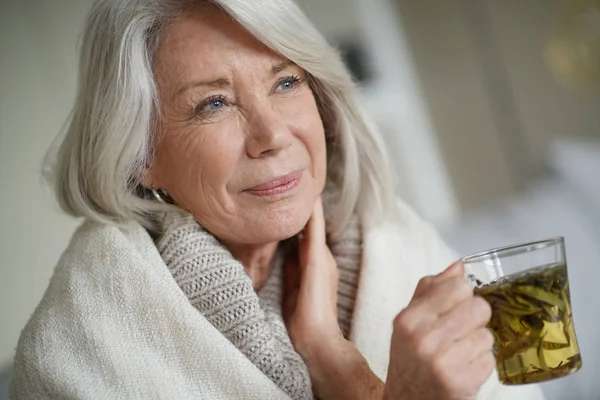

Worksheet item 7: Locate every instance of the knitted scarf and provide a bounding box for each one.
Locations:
[153,195,361,400]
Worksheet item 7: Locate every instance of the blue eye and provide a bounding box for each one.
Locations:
[207,100,224,110]
[278,81,294,91]
[276,75,301,92]
[195,96,227,117]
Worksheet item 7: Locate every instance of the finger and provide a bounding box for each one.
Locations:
[433,260,464,283]
[303,196,326,250]
[439,346,495,400]
[468,346,496,373]
[412,261,464,301]
[411,276,474,316]
[412,275,436,300]
[432,296,492,345]
[441,327,495,365]
[459,347,496,392]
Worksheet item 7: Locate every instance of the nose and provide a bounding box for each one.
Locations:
[244,106,292,158]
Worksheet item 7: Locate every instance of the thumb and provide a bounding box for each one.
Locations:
[412,261,464,300]
[437,260,465,279]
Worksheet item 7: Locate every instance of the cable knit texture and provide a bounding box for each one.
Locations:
[154,191,361,400]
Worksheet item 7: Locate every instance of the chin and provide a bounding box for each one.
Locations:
[254,212,309,243]
[244,199,313,244]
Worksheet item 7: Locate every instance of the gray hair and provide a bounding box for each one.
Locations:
[47,0,397,236]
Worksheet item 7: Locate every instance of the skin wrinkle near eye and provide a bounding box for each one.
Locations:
[181,68,306,124]
[178,124,205,160]
[175,59,297,102]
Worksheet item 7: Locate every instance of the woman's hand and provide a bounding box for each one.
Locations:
[283,195,342,355]
[283,196,383,399]
[384,262,495,400]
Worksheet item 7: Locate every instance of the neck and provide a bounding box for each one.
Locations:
[224,240,280,291]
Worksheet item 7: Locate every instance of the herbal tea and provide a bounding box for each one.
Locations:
[474,262,582,384]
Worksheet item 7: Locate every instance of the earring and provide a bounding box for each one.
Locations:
[151,186,168,204]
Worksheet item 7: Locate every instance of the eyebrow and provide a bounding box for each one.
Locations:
[176,77,231,97]
[270,60,294,75]
[176,60,295,97]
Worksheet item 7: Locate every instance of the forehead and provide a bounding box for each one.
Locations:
[156,5,285,78]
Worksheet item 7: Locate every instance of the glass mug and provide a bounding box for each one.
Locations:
[462,237,582,385]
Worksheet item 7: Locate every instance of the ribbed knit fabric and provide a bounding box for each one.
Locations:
[154,193,361,399]
[326,210,361,339]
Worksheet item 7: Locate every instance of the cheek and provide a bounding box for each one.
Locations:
[153,124,242,200]
[312,123,327,181]
[306,124,327,187]
[302,112,328,185]
[279,94,327,181]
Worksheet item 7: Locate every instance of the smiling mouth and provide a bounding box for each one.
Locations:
[244,170,303,197]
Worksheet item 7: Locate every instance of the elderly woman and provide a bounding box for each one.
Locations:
[11,1,544,399]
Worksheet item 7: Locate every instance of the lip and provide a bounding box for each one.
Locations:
[245,170,303,197]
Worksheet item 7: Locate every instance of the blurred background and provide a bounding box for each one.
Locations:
[1,0,599,398]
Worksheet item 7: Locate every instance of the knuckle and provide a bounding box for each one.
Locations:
[472,296,492,320]
[468,353,496,386]
[480,353,496,374]
[442,277,473,303]
[472,328,495,351]
[413,331,438,359]
[393,309,413,332]
[454,278,475,298]
[430,356,452,386]
[415,276,434,294]
[482,328,495,349]
[420,276,434,286]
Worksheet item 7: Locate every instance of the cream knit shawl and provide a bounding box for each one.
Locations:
[10,200,546,400]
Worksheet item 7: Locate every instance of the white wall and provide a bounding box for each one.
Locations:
[0,0,92,366]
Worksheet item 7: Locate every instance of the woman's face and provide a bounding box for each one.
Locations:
[147,6,327,245]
